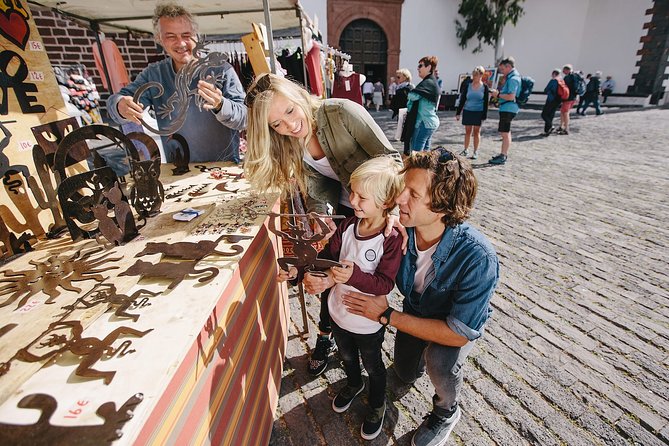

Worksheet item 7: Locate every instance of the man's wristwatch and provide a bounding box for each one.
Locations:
[379,307,394,327]
[211,100,222,114]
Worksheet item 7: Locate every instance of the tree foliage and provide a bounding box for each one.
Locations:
[455,0,525,53]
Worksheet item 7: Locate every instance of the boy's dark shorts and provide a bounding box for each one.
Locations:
[498,111,516,132]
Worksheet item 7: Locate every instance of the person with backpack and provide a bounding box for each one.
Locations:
[557,64,581,135]
[579,71,603,116]
[541,69,566,136]
[489,56,522,165]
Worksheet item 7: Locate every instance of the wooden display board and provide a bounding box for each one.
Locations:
[0,0,73,246]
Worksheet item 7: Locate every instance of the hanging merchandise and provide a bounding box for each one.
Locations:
[92,37,130,93]
[54,65,102,125]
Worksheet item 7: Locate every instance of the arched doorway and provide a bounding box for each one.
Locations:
[339,19,388,87]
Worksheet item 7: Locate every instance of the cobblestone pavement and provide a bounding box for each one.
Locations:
[269,106,669,446]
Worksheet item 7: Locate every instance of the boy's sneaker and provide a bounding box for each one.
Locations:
[411,405,461,446]
[332,382,365,413]
[308,335,335,376]
[470,152,478,160]
[361,401,386,440]
[488,154,507,165]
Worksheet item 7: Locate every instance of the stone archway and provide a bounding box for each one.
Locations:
[327,0,403,84]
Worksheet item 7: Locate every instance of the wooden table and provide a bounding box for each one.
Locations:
[0,164,288,445]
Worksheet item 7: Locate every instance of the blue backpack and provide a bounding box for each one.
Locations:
[572,72,586,96]
[516,76,535,106]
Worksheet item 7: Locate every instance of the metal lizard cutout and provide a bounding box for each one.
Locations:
[133,39,229,135]
[57,282,160,322]
[0,393,144,445]
[119,259,219,290]
[134,233,252,261]
[0,320,152,384]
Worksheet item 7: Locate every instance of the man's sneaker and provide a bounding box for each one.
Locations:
[488,154,507,165]
[411,405,461,446]
[361,401,386,440]
[332,382,365,413]
[308,335,335,376]
[459,149,469,156]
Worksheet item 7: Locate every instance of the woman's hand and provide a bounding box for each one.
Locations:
[276,266,297,283]
[384,214,408,254]
[331,260,354,284]
[303,270,335,295]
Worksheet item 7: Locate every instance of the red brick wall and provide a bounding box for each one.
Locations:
[32,7,162,114]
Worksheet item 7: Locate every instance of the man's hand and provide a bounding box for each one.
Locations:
[198,78,223,112]
[117,96,144,124]
[303,271,334,295]
[331,260,354,284]
[455,114,461,121]
[384,214,408,254]
[342,290,389,322]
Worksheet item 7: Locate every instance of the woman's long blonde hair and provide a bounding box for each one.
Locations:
[244,73,322,195]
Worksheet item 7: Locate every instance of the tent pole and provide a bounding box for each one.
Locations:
[297,7,309,91]
[262,0,277,74]
[91,21,115,94]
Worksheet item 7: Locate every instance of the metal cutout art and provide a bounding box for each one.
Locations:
[30,144,68,238]
[169,133,190,175]
[57,283,159,322]
[31,117,89,166]
[57,166,118,242]
[0,320,152,384]
[0,393,144,446]
[120,259,219,290]
[135,233,250,261]
[53,124,139,181]
[92,182,140,246]
[132,40,229,135]
[0,246,121,309]
[129,157,164,218]
[0,214,34,259]
[125,131,161,160]
[267,212,344,277]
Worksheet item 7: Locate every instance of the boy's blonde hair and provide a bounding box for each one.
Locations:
[244,73,321,195]
[349,156,404,216]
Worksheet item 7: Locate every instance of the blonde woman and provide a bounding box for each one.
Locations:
[244,73,402,377]
[455,66,489,160]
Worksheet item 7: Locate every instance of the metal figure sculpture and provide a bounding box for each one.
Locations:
[30,144,68,238]
[0,246,121,309]
[135,233,250,261]
[0,393,144,446]
[267,212,344,277]
[120,259,219,290]
[168,133,190,175]
[31,117,89,166]
[0,320,152,384]
[57,283,159,322]
[125,131,161,160]
[92,182,140,246]
[133,40,228,135]
[128,157,164,217]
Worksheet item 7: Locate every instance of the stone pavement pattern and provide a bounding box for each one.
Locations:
[269,107,669,445]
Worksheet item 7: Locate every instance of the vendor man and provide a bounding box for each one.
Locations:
[335,148,499,446]
[107,2,247,163]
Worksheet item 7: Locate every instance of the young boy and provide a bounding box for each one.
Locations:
[278,156,404,440]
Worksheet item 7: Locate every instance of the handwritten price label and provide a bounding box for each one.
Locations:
[64,400,90,419]
[28,41,44,51]
[29,71,45,82]
[17,140,33,152]
[17,300,41,313]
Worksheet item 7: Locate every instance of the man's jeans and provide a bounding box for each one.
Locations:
[394,329,475,411]
[581,98,602,115]
[331,321,386,408]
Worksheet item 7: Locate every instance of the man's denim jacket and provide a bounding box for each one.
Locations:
[396,223,499,341]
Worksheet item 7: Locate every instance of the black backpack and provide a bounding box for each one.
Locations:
[572,72,586,96]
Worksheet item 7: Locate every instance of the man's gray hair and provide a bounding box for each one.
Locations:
[152,2,199,40]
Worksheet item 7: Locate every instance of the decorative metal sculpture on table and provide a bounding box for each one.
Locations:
[92,182,141,246]
[0,392,144,446]
[168,133,190,175]
[0,320,153,384]
[0,245,121,310]
[267,212,345,277]
[128,156,164,218]
[57,283,159,322]
[120,259,219,290]
[132,39,228,136]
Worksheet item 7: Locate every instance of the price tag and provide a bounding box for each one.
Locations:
[29,71,45,82]
[28,41,44,51]
[63,400,90,419]
[345,80,351,92]
[17,300,41,313]
[17,140,33,152]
